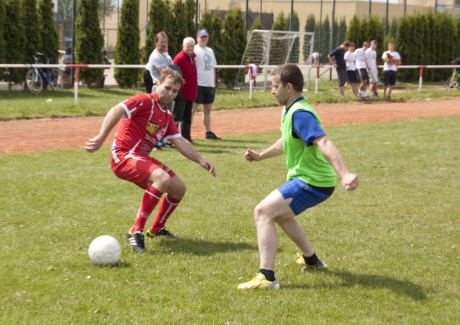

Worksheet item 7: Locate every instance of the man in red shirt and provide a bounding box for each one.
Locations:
[173,37,198,142]
[85,68,216,253]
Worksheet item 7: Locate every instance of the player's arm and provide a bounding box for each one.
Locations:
[245,138,284,162]
[85,105,125,153]
[169,137,216,176]
[313,136,359,191]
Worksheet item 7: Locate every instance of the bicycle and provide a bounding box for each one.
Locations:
[25,53,64,93]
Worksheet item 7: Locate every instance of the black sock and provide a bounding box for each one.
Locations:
[259,269,275,282]
[304,253,319,266]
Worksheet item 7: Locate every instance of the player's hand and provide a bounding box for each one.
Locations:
[245,149,260,162]
[200,159,216,177]
[341,172,359,191]
[84,136,104,153]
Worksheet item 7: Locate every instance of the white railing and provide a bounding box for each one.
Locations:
[0,63,459,104]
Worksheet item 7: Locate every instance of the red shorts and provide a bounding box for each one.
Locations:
[111,152,176,189]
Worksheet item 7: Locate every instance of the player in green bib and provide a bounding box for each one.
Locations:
[238,64,359,290]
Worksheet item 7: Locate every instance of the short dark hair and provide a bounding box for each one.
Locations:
[272,64,304,92]
[160,67,184,86]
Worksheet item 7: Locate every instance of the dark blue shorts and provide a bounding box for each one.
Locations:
[278,178,334,215]
[347,70,358,83]
[195,86,215,104]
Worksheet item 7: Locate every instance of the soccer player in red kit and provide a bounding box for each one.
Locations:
[85,68,216,253]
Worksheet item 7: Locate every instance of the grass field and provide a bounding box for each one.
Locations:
[0,80,459,120]
[1,116,459,323]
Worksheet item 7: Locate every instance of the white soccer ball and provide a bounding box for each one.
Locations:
[88,235,122,266]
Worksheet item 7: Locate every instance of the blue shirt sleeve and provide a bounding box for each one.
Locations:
[292,110,326,146]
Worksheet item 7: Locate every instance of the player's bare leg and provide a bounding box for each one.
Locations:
[202,103,212,133]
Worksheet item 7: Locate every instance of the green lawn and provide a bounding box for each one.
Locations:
[1,116,459,323]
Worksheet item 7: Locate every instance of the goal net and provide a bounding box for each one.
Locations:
[235,29,315,90]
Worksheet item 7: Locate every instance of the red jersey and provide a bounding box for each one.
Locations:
[173,50,198,101]
[111,92,180,160]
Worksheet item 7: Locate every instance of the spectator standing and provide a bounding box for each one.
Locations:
[344,42,360,99]
[193,29,221,140]
[173,37,198,143]
[366,40,379,97]
[382,43,401,99]
[144,31,174,93]
[328,41,351,96]
[354,42,369,98]
[85,68,216,253]
[311,52,320,66]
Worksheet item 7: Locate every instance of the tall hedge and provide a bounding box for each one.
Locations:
[23,0,41,64]
[75,0,104,86]
[304,14,315,60]
[4,0,26,87]
[286,12,300,63]
[39,0,59,64]
[144,0,175,63]
[0,0,5,66]
[114,0,140,88]
[220,7,246,87]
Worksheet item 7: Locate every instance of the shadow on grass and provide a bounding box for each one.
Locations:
[154,237,256,256]
[286,269,430,301]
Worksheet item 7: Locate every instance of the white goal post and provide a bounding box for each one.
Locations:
[235,29,315,91]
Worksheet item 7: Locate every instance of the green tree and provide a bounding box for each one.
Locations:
[172,0,188,56]
[0,0,6,66]
[75,0,104,86]
[322,15,331,60]
[271,12,288,65]
[184,0,196,37]
[144,0,174,63]
[287,12,300,63]
[114,0,140,88]
[432,12,458,80]
[346,15,360,45]
[366,15,384,50]
[23,0,41,64]
[251,15,262,30]
[4,0,26,88]
[220,7,246,87]
[337,17,347,44]
[304,14,315,60]
[39,0,59,64]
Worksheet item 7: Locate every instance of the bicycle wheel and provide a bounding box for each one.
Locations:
[25,69,43,93]
[48,69,64,91]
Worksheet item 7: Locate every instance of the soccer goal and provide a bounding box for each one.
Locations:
[235,29,315,91]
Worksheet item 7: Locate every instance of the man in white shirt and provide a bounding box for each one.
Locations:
[144,31,174,93]
[193,29,221,140]
[382,43,401,99]
[365,40,379,97]
[344,42,360,99]
[354,42,369,98]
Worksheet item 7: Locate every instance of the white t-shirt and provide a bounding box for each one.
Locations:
[382,50,401,71]
[344,51,356,71]
[354,48,367,69]
[194,45,217,87]
[365,48,377,71]
[145,49,173,82]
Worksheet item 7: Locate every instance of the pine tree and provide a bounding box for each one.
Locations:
[366,15,384,50]
[114,0,140,88]
[286,12,300,63]
[39,0,59,64]
[23,0,41,64]
[271,12,288,66]
[172,0,188,57]
[75,0,104,87]
[337,17,347,44]
[221,7,246,87]
[184,0,196,37]
[322,15,331,60]
[4,0,26,88]
[346,15,360,46]
[304,14,315,60]
[0,0,6,66]
[144,0,174,63]
[433,12,458,80]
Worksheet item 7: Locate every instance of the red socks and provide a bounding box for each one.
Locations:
[148,195,181,234]
[131,186,163,232]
